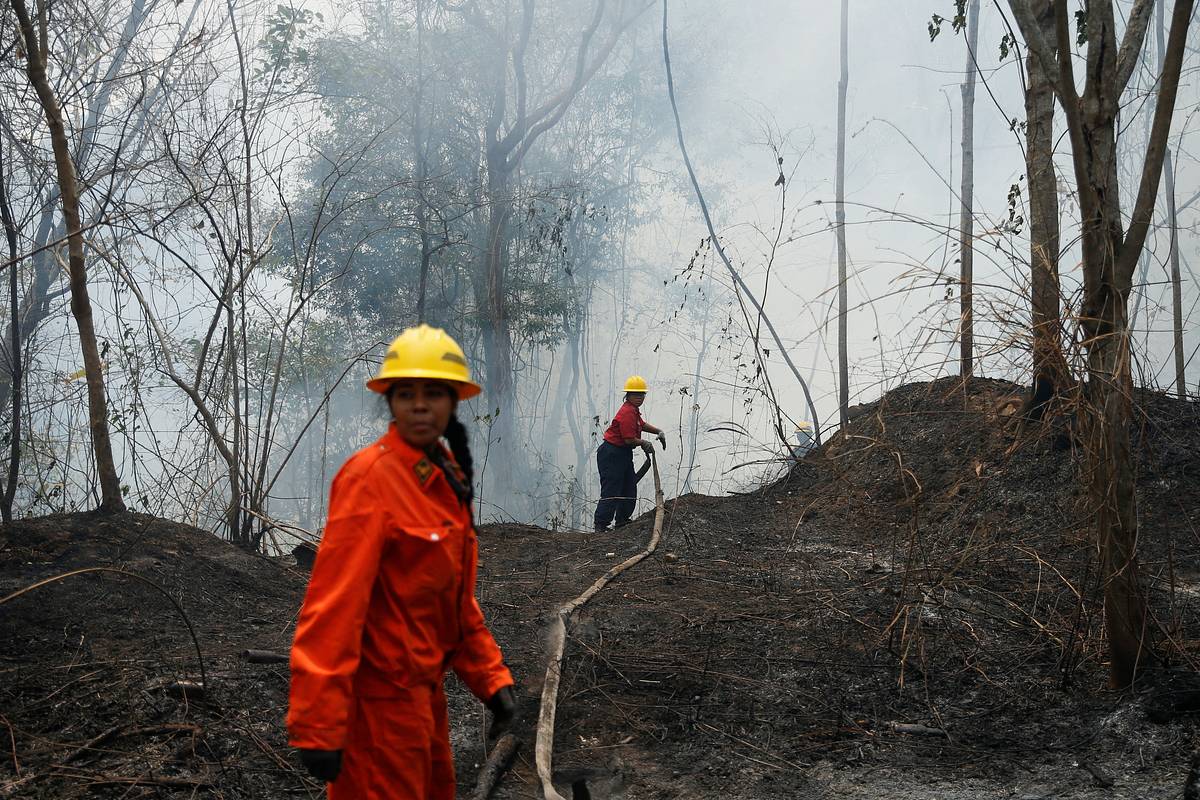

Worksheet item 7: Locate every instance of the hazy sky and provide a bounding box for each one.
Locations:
[634,0,1198,437]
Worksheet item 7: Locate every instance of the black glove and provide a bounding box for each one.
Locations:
[657,432,667,450]
[486,685,517,739]
[298,748,343,783]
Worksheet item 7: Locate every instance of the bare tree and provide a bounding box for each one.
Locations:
[836,0,850,428]
[1009,0,1193,688]
[10,0,125,512]
[466,0,643,483]
[0,0,164,419]
[958,0,979,377]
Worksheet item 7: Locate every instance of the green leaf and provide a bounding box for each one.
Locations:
[928,14,945,42]
[952,0,967,33]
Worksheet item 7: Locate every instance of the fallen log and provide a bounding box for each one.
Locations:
[240,649,289,664]
[469,733,521,800]
[887,721,947,738]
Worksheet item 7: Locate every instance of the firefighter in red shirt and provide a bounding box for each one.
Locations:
[287,324,515,799]
[594,375,667,533]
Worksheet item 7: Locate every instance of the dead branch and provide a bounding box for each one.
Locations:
[240,649,288,664]
[469,733,521,800]
[887,721,948,738]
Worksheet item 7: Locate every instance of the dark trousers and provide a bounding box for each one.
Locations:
[594,441,636,529]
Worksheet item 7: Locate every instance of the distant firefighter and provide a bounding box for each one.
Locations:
[594,375,668,533]
[791,421,815,459]
[287,325,515,799]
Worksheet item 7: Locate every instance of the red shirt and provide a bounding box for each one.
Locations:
[603,401,643,446]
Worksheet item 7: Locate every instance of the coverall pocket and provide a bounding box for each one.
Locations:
[395,525,458,594]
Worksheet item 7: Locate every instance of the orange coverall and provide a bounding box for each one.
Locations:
[287,424,513,799]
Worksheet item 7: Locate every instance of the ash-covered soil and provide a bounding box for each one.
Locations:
[1,377,1198,799]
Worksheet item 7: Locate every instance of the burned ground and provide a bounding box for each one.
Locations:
[1,377,1198,798]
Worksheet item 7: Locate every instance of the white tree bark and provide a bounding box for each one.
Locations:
[836,0,850,426]
[958,0,980,377]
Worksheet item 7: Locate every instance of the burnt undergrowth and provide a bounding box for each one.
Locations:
[0,377,1197,799]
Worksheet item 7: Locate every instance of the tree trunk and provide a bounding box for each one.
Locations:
[1025,0,1065,413]
[1155,0,1185,399]
[1163,147,1185,399]
[12,0,125,512]
[1077,100,1147,691]
[563,316,587,531]
[1082,307,1147,685]
[417,215,433,324]
[0,119,21,523]
[835,0,850,429]
[958,0,979,378]
[481,162,517,489]
[415,0,431,325]
[683,279,713,494]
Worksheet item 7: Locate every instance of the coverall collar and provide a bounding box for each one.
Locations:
[379,423,454,494]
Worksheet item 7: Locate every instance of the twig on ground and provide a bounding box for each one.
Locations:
[470,733,521,800]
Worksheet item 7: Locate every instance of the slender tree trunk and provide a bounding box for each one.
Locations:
[1081,301,1145,685]
[481,162,517,484]
[958,0,979,377]
[1077,82,1147,693]
[1156,0,1185,398]
[415,0,432,324]
[1026,0,1064,413]
[12,0,125,512]
[227,0,256,546]
[417,221,432,324]
[563,316,587,531]
[835,0,850,429]
[683,277,713,494]
[1163,148,1185,398]
[0,123,21,523]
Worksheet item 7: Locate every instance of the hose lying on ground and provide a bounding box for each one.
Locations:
[534,453,666,800]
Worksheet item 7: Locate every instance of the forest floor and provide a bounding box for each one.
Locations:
[1,376,1198,799]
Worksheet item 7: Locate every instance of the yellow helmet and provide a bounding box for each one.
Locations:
[623,375,648,393]
[367,324,482,399]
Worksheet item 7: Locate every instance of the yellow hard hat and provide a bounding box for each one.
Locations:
[367,324,482,399]
[796,421,811,431]
[623,375,648,393]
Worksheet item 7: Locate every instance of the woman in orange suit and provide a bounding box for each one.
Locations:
[287,324,515,799]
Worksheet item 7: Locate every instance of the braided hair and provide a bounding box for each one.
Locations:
[443,412,474,500]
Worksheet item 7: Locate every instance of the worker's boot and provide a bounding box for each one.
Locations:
[594,523,609,534]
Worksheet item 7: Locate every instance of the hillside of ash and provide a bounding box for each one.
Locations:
[1,377,1198,798]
